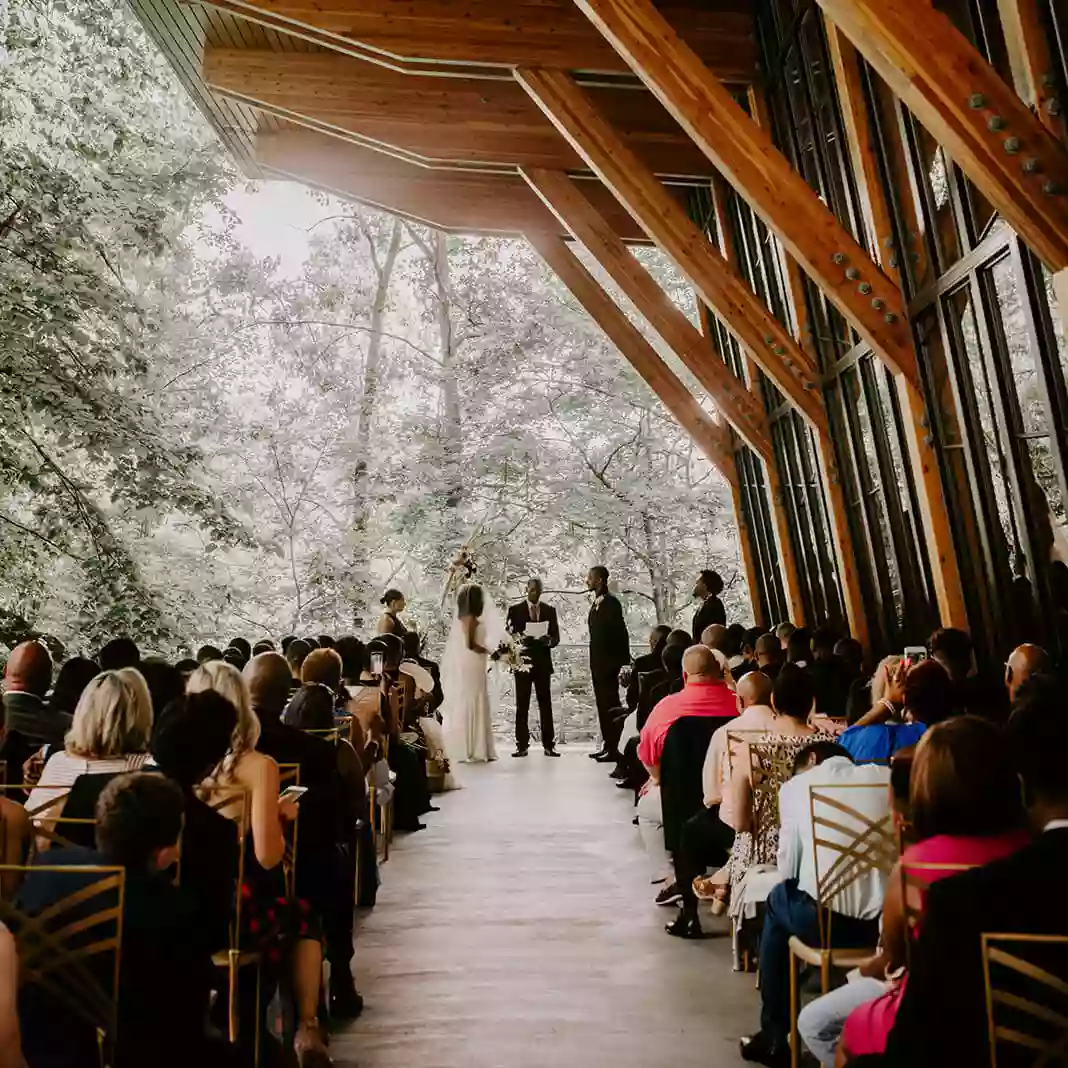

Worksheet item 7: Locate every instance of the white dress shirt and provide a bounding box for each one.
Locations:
[777,756,891,920]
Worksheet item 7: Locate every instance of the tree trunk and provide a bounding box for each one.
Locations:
[433,231,464,558]
[350,217,402,625]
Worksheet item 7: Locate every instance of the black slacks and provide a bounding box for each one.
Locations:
[516,669,554,750]
[676,804,736,913]
[592,670,622,751]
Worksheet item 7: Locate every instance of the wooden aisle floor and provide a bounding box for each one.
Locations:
[332,744,757,1067]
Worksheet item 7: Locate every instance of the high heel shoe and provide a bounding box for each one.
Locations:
[294,1020,332,1066]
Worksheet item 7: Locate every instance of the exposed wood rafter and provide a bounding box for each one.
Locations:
[527,232,737,483]
[816,0,1068,270]
[522,167,772,460]
[570,0,921,389]
[515,66,829,436]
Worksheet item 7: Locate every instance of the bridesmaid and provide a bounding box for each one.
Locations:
[376,589,408,636]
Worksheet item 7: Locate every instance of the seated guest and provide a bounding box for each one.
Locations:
[333,636,366,690]
[27,668,153,815]
[174,657,199,678]
[302,636,320,651]
[808,626,850,718]
[786,627,812,667]
[775,622,796,651]
[798,748,916,1066]
[191,661,334,1065]
[222,647,247,671]
[835,637,864,686]
[669,671,777,936]
[0,923,22,1068]
[18,773,234,1068]
[280,635,297,655]
[401,632,444,714]
[725,623,752,677]
[150,692,241,953]
[1004,642,1048,703]
[647,634,690,709]
[196,644,223,664]
[929,626,1007,722]
[635,646,737,902]
[755,632,784,680]
[608,626,671,777]
[285,639,311,693]
[740,743,891,1065]
[96,637,140,671]
[835,716,1028,1064]
[48,656,100,718]
[316,635,335,650]
[227,637,252,662]
[136,657,184,718]
[738,627,763,678]
[857,678,1068,1068]
[700,624,728,655]
[838,659,954,764]
[0,640,66,777]
[300,647,344,694]
[251,639,274,657]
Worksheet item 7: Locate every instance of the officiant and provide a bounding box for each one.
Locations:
[507,578,561,758]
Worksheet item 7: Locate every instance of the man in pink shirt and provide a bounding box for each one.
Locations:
[635,645,738,908]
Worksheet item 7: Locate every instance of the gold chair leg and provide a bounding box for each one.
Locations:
[228,949,239,1044]
[820,950,831,994]
[789,945,799,1068]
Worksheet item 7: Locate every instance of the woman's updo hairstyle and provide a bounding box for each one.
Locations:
[457,583,485,619]
[381,588,404,607]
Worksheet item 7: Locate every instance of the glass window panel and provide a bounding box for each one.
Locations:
[908,117,964,272]
[947,285,1021,571]
[1042,267,1068,397]
[991,256,1045,435]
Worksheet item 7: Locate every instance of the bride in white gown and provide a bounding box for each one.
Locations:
[440,582,502,763]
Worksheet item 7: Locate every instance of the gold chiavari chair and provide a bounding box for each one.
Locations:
[277,764,301,899]
[748,739,803,866]
[982,933,1068,1067]
[203,785,263,1061]
[787,783,898,1068]
[0,862,125,1068]
[726,729,768,781]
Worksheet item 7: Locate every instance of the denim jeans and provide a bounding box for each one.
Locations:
[759,879,880,1046]
[796,976,887,1066]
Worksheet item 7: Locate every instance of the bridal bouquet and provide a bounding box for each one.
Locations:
[491,634,531,673]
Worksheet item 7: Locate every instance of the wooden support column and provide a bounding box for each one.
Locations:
[813,0,1068,270]
[568,0,921,388]
[526,231,738,483]
[996,0,1066,140]
[515,67,829,436]
[826,26,969,631]
[701,192,809,627]
[521,168,772,459]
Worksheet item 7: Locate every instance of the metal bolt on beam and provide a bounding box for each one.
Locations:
[764,334,774,345]
[1004,137,1021,154]
[1044,180,1063,195]
[858,282,872,295]
[1023,157,1042,175]
[987,115,1006,131]
[969,93,986,109]
[832,252,848,265]
[885,312,898,324]
[1049,99,1064,117]
[872,298,885,311]
[845,267,860,280]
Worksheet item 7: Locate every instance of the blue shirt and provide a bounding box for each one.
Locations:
[839,721,927,764]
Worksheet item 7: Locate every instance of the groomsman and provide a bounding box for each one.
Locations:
[507,578,561,757]
[586,566,631,763]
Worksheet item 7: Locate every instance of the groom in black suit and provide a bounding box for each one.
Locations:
[507,578,561,758]
[587,565,631,762]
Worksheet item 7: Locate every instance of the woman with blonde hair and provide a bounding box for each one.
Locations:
[187,661,333,1066]
[27,669,153,814]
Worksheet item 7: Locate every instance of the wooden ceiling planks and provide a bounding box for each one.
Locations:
[204,47,717,178]
[255,124,655,238]
[191,0,758,82]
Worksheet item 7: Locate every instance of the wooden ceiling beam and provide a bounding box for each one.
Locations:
[522,167,771,460]
[815,0,1068,270]
[571,0,921,390]
[527,231,738,484]
[203,47,717,179]
[193,0,758,84]
[516,67,829,436]
[254,126,649,239]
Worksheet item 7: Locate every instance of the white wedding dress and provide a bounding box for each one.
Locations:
[440,606,503,763]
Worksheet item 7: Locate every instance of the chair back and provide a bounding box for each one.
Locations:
[660,716,721,853]
[0,862,125,1066]
[277,763,301,898]
[982,932,1068,1068]
[748,739,803,866]
[725,729,769,779]
[809,783,896,946]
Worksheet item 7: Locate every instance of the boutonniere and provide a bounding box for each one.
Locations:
[593,595,605,609]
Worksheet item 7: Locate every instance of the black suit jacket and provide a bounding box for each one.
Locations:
[627,651,662,711]
[507,601,560,676]
[692,596,726,642]
[589,592,630,678]
[878,828,1068,1068]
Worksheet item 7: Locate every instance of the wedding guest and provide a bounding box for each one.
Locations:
[196,644,223,664]
[692,570,727,639]
[587,566,630,763]
[27,668,153,815]
[929,627,1007,722]
[755,633,784,680]
[401,632,444,714]
[228,637,252,661]
[1004,642,1048,704]
[137,657,185,717]
[285,639,311,692]
[775,622,796,650]
[334,637,366,689]
[786,627,812,667]
[740,743,890,1065]
[301,647,344,693]
[97,637,140,671]
[808,626,850,718]
[0,641,64,774]
[376,589,409,636]
[48,655,100,717]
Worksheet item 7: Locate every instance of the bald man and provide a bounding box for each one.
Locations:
[1006,643,1050,704]
[635,645,739,918]
[1,640,69,767]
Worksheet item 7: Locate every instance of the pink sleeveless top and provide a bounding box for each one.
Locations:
[842,828,1030,1057]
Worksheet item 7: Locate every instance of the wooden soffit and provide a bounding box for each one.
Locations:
[193,0,759,83]
[204,48,717,180]
[255,125,653,238]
